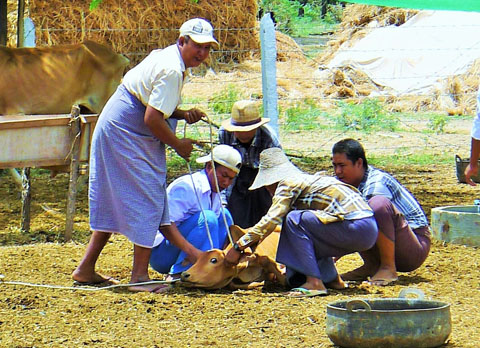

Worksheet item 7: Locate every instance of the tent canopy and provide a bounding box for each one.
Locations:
[343,0,480,12]
[327,10,480,95]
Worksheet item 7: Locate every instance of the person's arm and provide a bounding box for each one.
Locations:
[144,105,194,159]
[171,107,205,124]
[159,223,202,264]
[466,88,480,186]
[224,180,300,265]
[465,138,480,186]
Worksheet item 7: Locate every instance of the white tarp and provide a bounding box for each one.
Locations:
[327,11,480,94]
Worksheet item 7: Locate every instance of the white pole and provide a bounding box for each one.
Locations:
[260,13,279,138]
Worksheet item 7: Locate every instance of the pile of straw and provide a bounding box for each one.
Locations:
[7,0,259,68]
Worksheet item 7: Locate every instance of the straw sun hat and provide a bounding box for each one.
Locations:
[221,100,270,132]
[249,148,302,190]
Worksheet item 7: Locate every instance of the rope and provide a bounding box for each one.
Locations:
[185,115,235,248]
[203,115,235,247]
[0,275,179,292]
[183,120,215,249]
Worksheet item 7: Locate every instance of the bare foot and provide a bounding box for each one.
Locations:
[325,274,348,290]
[340,264,376,281]
[72,270,118,285]
[366,267,398,286]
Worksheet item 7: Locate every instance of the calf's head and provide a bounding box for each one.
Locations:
[180,249,239,289]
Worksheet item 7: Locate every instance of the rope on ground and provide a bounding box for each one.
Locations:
[0,274,179,292]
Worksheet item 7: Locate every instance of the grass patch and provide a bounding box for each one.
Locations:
[208,84,243,115]
[281,99,326,131]
[334,98,399,133]
[368,152,453,167]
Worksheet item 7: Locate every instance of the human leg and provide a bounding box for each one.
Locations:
[72,230,117,284]
[168,210,230,275]
[367,195,404,284]
[127,244,169,292]
[278,211,377,292]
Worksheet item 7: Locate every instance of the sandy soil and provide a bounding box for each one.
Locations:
[1,48,479,348]
[1,152,479,347]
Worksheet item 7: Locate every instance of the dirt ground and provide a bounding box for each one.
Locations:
[1,32,480,348]
[1,146,480,347]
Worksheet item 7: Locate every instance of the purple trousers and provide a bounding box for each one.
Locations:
[276,210,378,287]
[360,195,431,272]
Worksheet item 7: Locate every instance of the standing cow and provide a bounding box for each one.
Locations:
[0,40,129,115]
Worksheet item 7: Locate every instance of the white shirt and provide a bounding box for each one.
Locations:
[122,44,185,117]
[153,169,223,247]
[471,87,480,140]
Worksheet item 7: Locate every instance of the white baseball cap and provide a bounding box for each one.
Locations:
[179,18,219,45]
[196,145,242,173]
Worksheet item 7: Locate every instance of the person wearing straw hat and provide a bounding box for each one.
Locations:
[149,145,242,282]
[332,139,430,286]
[219,100,281,228]
[224,148,378,297]
[72,18,219,293]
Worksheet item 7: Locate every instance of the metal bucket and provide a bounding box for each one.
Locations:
[326,288,451,348]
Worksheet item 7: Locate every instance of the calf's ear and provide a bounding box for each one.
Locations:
[229,225,247,242]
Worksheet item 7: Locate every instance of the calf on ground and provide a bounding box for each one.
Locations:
[181,225,286,290]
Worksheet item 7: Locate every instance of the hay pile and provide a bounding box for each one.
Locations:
[314,4,480,114]
[6,0,259,68]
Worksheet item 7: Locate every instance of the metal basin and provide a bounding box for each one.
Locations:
[326,288,451,348]
[431,205,480,247]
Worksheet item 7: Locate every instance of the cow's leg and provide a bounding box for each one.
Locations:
[228,281,265,290]
[256,255,286,286]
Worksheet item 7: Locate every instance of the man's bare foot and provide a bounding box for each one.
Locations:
[325,274,348,290]
[366,267,398,286]
[285,279,328,297]
[340,264,376,281]
[72,270,118,285]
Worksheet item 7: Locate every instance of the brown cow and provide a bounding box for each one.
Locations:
[180,225,286,290]
[0,40,129,115]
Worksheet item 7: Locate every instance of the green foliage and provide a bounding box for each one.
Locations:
[259,0,341,36]
[427,114,448,134]
[282,98,324,131]
[208,84,242,115]
[368,152,452,167]
[323,3,343,24]
[334,98,399,133]
[89,0,103,11]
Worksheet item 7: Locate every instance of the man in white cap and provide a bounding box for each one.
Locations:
[72,18,219,293]
[219,100,281,228]
[150,145,242,282]
[225,148,378,297]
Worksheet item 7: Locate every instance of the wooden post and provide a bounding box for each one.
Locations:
[0,0,6,46]
[17,0,25,47]
[65,105,81,241]
[20,167,31,231]
[16,0,32,232]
